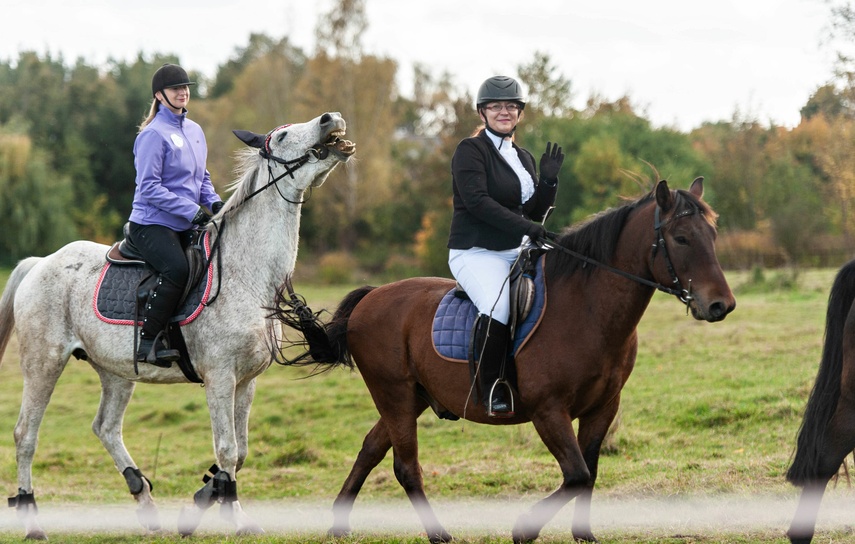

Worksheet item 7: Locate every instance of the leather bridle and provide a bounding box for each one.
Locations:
[543,203,699,307]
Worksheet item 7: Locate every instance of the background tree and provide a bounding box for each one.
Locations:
[297,0,398,253]
[0,130,77,264]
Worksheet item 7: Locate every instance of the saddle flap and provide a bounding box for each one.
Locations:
[432,253,548,363]
[95,231,214,327]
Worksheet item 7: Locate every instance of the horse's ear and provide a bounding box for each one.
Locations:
[232,129,266,149]
[689,176,704,198]
[655,179,673,212]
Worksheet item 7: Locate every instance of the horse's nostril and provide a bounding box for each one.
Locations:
[320,113,332,125]
[709,301,730,319]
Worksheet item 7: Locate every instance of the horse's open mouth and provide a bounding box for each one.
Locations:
[324,130,356,158]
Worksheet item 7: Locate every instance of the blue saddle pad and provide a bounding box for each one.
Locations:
[93,233,213,326]
[432,255,547,362]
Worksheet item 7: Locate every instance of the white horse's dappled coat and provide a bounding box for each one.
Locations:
[0,112,355,538]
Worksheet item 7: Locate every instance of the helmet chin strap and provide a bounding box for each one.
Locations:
[484,123,515,148]
[158,90,185,113]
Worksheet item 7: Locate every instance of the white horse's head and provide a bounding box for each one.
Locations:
[231,112,356,203]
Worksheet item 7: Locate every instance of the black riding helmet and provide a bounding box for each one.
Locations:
[151,64,195,110]
[476,75,526,110]
[151,63,195,97]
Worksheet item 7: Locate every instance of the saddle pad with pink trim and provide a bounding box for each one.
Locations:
[432,256,547,363]
[93,233,213,326]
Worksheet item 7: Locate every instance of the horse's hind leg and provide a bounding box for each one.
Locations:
[384,406,451,544]
[331,419,393,537]
[11,347,68,540]
[90,367,160,531]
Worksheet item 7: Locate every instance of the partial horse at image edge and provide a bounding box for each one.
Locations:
[786,260,855,543]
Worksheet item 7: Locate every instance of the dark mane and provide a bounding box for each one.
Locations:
[545,186,714,280]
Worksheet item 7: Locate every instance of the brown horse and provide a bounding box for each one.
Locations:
[288,178,735,543]
[786,260,855,543]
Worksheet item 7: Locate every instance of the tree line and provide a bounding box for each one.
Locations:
[2,1,855,275]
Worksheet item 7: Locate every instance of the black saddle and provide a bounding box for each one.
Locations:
[106,223,209,309]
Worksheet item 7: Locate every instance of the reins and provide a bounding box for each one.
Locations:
[201,140,329,306]
[542,204,697,306]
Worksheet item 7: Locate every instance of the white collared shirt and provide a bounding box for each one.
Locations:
[485,131,535,204]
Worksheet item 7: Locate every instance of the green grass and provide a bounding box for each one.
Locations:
[0,267,847,542]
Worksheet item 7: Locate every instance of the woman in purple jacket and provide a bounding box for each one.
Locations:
[127,63,223,366]
[447,75,564,417]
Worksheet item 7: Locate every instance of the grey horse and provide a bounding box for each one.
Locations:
[0,112,355,539]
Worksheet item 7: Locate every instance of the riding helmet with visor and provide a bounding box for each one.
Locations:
[476,75,526,111]
[151,63,196,98]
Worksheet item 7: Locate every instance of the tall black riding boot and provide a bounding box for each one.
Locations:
[472,316,514,418]
[137,276,182,367]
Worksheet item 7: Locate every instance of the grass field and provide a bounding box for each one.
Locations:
[0,266,851,543]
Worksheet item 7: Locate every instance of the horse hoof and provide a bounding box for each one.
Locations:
[512,520,540,544]
[428,530,453,543]
[236,523,265,536]
[136,504,161,532]
[177,506,204,537]
[25,529,48,540]
[572,530,597,542]
[329,525,351,538]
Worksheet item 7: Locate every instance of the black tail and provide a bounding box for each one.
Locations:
[787,259,855,486]
[272,285,375,369]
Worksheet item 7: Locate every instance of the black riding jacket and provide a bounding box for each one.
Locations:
[448,130,557,251]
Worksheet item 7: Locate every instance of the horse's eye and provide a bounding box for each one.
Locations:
[277,132,288,143]
[674,235,689,245]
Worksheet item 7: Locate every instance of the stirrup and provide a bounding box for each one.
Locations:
[138,331,179,368]
[487,380,515,418]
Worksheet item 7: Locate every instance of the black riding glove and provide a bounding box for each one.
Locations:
[211,201,225,215]
[526,223,558,244]
[526,223,548,243]
[539,141,564,185]
[192,206,212,226]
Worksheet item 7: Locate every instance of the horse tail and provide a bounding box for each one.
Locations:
[787,259,855,486]
[0,257,42,362]
[276,285,375,370]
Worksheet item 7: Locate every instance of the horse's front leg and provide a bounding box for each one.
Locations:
[90,367,161,531]
[570,397,621,542]
[229,377,262,534]
[513,408,589,544]
[177,375,262,537]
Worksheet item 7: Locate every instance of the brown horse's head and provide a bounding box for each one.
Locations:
[653,177,735,322]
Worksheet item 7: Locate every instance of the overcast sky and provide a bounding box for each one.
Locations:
[0,0,837,131]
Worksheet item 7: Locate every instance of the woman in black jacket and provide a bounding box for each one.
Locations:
[447,75,564,418]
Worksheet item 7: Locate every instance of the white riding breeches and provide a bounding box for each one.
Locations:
[448,246,521,325]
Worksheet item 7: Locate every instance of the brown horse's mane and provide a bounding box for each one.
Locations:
[545,186,715,280]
